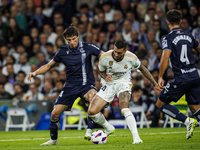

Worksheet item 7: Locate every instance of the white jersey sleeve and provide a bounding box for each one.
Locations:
[98,58,106,72]
[129,52,141,69]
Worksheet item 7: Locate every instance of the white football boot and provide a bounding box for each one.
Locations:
[40,139,58,146]
[105,125,115,136]
[84,129,92,141]
[186,118,197,139]
[133,139,143,144]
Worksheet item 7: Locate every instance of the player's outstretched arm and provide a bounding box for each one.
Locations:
[158,50,171,88]
[27,60,59,82]
[138,64,162,91]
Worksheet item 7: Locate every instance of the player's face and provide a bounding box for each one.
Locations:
[66,35,79,49]
[113,46,126,61]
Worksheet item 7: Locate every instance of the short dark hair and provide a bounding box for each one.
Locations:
[80,3,89,10]
[166,9,182,25]
[17,70,26,76]
[114,39,127,50]
[132,85,142,93]
[62,24,79,38]
[45,42,53,47]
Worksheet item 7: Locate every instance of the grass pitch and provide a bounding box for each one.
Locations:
[0,127,200,150]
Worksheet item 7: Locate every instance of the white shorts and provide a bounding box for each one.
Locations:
[96,82,132,103]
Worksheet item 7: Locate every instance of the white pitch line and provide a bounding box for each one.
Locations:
[1,131,200,142]
[0,136,83,142]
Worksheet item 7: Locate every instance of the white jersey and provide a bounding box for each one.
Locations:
[98,50,141,85]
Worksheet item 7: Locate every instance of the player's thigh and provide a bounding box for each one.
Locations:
[116,82,132,109]
[118,91,130,109]
[88,95,108,115]
[186,78,200,105]
[55,85,80,110]
[51,104,68,120]
[80,84,97,103]
[186,78,200,113]
[158,81,185,104]
[83,88,97,103]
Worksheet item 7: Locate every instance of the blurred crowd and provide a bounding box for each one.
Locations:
[0,0,200,127]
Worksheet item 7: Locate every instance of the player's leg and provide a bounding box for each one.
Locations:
[156,99,189,123]
[186,80,200,122]
[83,88,97,140]
[156,81,191,124]
[184,82,200,139]
[88,95,115,136]
[156,80,198,139]
[156,98,197,139]
[84,88,97,103]
[188,104,200,121]
[118,91,142,144]
[41,104,68,145]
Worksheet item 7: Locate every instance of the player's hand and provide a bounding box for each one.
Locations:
[105,74,112,82]
[158,77,165,89]
[155,84,163,91]
[27,72,36,82]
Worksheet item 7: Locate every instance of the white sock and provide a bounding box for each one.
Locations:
[89,112,110,130]
[124,111,140,141]
[184,117,190,126]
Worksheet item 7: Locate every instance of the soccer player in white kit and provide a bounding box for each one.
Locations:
[88,39,162,144]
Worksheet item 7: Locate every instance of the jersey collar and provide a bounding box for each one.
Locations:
[172,27,182,31]
[67,42,81,51]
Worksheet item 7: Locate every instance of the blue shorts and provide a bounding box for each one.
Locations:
[159,78,200,105]
[54,83,97,110]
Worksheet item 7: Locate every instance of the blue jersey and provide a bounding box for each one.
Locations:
[53,42,101,85]
[162,28,200,81]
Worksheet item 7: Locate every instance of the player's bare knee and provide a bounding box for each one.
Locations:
[188,105,200,113]
[88,108,97,116]
[51,111,60,120]
[155,99,165,108]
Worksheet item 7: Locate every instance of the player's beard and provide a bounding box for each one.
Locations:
[115,55,124,61]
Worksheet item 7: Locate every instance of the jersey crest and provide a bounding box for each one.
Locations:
[124,64,128,69]
[109,61,113,66]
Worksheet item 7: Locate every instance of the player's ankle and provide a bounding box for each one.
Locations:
[184,117,190,125]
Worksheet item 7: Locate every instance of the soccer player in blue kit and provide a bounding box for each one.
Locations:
[155,9,200,139]
[27,25,103,145]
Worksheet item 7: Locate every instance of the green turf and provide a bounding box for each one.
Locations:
[0,127,200,150]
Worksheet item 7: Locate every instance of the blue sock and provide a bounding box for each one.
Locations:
[0,105,8,112]
[160,104,187,123]
[193,109,200,121]
[50,119,60,140]
[87,116,94,129]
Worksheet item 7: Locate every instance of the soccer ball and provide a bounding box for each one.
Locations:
[91,130,107,144]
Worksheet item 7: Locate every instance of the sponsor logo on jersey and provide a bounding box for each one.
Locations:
[124,64,128,69]
[109,61,113,66]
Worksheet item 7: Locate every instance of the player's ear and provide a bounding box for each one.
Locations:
[166,20,170,25]
[179,19,182,26]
